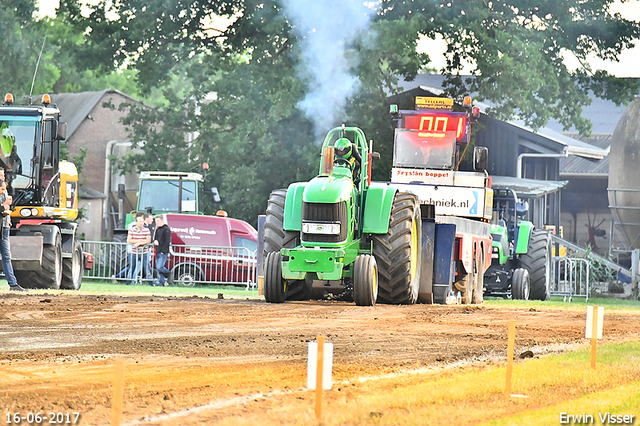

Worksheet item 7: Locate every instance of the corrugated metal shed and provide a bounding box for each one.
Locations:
[559,134,611,177]
[491,176,568,198]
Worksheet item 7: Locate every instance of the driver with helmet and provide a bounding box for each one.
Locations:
[333,137,362,183]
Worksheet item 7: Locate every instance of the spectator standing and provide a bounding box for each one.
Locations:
[0,173,24,291]
[113,220,135,282]
[126,213,151,284]
[152,215,171,286]
[143,213,155,280]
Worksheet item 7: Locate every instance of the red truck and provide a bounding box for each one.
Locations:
[116,172,258,286]
[163,212,258,286]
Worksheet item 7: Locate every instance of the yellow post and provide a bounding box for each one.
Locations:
[315,336,325,420]
[505,320,515,396]
[111,361,124,426]
[591,306,598,369]
[257,276,264,296]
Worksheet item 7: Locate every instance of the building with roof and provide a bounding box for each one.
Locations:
[51,89,144,241]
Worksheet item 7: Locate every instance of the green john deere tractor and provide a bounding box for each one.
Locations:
[263,126,422,306]
[483,188,552,300]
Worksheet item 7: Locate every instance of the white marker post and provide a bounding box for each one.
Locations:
[308,336,333,420]
[585,306,604,369]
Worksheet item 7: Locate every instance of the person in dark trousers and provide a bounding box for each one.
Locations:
[143,213,155,280]
[0,172,25,292]
[152,215,172,286]
[118,212,151,284]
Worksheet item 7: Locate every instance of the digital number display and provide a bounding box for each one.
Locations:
[403,112,469,143]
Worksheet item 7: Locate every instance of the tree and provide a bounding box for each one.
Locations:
[60,0,640,223]
[0,0,147,99]
[0,0,54,97]
[379,0,640,134]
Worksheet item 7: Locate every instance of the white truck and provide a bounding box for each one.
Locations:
[389,96,493,304]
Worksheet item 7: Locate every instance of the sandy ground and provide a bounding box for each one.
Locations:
[1,292,639,425]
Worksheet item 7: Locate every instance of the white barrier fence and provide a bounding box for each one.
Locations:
[551,257,590,302]
[82,241,257,288]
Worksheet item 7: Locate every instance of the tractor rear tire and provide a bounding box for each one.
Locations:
[264,189,300,253]
[372,192,421,305]
[17,232,62,289]
[512,268,530,300]
[263,189,309,301]
[519,229,551,301]
[264,251,286,303]
[353,254,378,306]
[61,239,83,290]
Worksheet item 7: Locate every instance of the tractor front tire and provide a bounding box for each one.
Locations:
[519,229,551,301]
[263,189,309,301]
[372,192,422,305]
[264,252,286,303]
[17,232,62,289]
[353,254,378,306]
[511,268,530,300]
[61,239,83,290]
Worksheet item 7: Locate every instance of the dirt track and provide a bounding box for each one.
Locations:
[1,292,639,425]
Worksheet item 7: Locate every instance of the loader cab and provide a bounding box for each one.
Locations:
[1,117,36,190]
[0,98,66,209]
[40,116,65,206]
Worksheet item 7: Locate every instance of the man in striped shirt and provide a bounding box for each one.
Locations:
[126,212,151,284]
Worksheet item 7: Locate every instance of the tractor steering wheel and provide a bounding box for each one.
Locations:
[333,157,352,168]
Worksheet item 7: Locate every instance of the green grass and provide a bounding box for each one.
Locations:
[6,277,638,307]
[251,341,640,426]
[309,341,640,426]
[484,295,640,311]
[81,280,260,297]
[1,278,260,298]
[478,342,640,426]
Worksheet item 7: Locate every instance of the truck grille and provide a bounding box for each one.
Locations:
[302,202,349,243]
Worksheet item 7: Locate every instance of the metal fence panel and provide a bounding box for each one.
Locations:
[82,241,257,288]
[551,257,590,302]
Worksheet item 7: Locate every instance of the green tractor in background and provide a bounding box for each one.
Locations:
[483,188,552,300]
[263,126,422,306]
